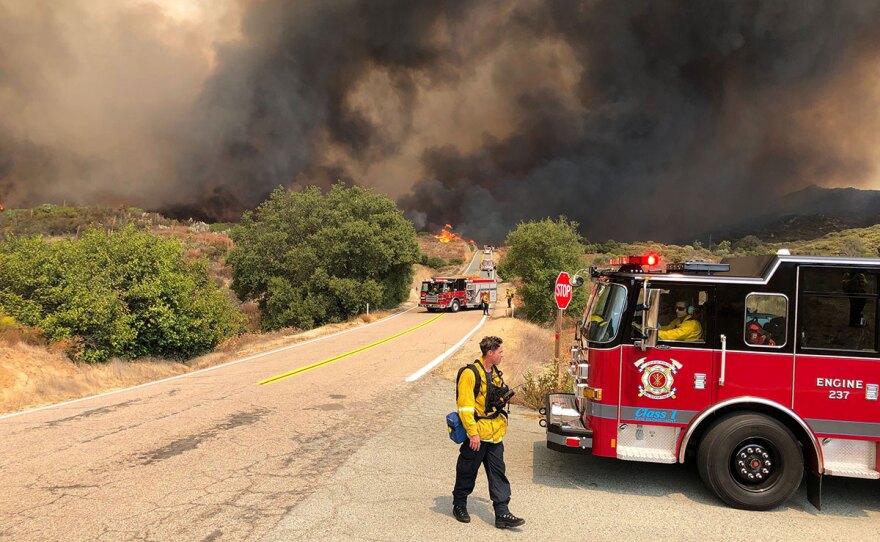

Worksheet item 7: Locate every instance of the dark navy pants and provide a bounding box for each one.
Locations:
[452,441,511,515]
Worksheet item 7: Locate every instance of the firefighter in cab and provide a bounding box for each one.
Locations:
[658,301,702,341]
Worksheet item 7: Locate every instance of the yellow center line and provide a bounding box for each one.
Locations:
[258,313,445,385]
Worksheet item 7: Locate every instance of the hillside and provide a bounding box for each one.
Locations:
[416,232,472,273]
[694,185,880,244]
[773,223,880,257]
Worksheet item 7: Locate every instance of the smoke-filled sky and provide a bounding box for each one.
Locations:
[3,0,880,242]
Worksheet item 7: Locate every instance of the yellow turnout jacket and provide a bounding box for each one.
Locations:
[658,315,702,342]
[456,359,508,443]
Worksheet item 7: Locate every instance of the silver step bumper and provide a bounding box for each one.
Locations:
[544,393,593,453]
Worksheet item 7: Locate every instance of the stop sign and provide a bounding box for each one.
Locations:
[554,271,572,310]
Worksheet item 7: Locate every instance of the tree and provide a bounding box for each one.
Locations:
[713,240,732,257]
[0,228,245,362]
[228,184,419,330]
[733,235,766,255]
[497,217,587,322]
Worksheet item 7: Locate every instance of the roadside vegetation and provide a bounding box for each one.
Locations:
[497,217,589,323]
[0,227,245,362]
[227,184,420,330]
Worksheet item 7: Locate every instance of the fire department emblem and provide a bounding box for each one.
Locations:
[634,357,683,400]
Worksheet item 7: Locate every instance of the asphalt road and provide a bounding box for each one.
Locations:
[262,378,879,542]
[2,277,876,541]
[464,247,493,278]
[0,306,487,541]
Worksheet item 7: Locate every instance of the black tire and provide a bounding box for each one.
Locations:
[449,299,461,313]
[426,307,436,313]
[697,412,803,511]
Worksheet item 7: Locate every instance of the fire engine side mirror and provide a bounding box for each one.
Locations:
[636,289,661,351]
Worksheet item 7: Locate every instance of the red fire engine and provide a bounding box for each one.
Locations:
[543,254,879,510]
[481,246,495,272]
[420,276,496,312]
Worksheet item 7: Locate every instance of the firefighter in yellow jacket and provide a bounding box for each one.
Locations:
[658,301,702,341]
[452,336,525,529]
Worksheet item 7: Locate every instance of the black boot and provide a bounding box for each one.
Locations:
[495,512,525,529]
[452,505,471,523]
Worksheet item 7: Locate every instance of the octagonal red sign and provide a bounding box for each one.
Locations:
[554,271,572,310]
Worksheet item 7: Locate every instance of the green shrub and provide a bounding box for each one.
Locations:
[497,217,588,322]
[420,254,448,268]
[0,228,245,362]
[228,184,419,331]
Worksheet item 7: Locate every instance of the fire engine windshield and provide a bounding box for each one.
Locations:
[584,283,627,343]
[422,282,448,294]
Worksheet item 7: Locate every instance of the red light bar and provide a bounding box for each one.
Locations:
[608,254,660,267]
[566,437,581,447]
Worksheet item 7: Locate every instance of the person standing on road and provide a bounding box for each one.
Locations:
[506,288,514,309]
[452,336,525,529]
[481,292,490,316]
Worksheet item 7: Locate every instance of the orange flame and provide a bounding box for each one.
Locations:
[433,224,464,243]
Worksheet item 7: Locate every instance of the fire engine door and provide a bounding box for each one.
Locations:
[621,286,716,429]
[715,292,794,407]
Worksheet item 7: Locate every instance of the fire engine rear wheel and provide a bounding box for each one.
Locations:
[697,412,803,511]
[449,299,461,313]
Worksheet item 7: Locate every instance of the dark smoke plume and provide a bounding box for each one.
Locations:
[3,1,880,242]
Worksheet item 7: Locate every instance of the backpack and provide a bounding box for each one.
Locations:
[447,363,481,444]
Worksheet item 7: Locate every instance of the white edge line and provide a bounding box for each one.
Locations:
[0,306,418,421]
[406,314,487,382]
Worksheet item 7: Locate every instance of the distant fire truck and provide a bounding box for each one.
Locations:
[420,276,497,312]
[481,247,495,272]
[544,253,879,510]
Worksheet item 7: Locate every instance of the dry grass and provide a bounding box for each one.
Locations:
[417,235,472,265]
[435,282,573,409]
[0,342,191,414]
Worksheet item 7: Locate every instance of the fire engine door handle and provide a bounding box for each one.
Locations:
[719,334,727,387]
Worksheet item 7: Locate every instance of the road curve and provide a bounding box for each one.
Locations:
[0,306,485,541]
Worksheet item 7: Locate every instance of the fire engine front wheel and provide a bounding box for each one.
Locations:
[697,412,803,511]
[449,299,461,312]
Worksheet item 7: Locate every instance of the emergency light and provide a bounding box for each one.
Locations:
[608,254,660,267]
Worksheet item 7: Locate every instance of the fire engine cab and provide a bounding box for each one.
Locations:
[420,276,496,312]
[543,253,880,510]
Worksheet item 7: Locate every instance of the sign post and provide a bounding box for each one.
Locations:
[554,272,572,359]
